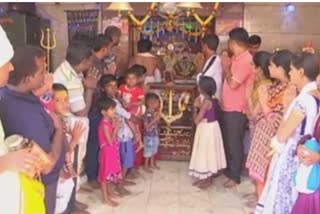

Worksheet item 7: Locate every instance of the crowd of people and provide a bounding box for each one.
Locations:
[191,27,320,214]
[0,22,320,214]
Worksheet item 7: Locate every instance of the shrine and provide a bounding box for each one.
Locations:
[2,2,320,214]
[116,2,219,160]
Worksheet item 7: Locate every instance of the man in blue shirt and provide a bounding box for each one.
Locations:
[0,46,65,214]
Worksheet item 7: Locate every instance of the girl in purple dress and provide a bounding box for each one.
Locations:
[189,76,226,189]
[97,97,122,207]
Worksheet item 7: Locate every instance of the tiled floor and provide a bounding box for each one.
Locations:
[78,161,255,214]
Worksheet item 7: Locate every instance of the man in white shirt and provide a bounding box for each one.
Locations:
[197,34,222,99]
[54,41,99,214]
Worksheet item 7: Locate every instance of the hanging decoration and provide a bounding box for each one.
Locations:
[107,2,219,35]
[66,9,99,42]
[191,2,220,33]
[128,3,157,30]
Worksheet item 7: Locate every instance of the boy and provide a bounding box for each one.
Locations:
[51,83,86,214]
[143,93,161,173]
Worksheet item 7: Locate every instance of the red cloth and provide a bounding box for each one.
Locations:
[97,119,122,183]
[134,121,144,167]
[118,85,144,115]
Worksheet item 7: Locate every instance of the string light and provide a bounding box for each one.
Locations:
[0,7,5,14]
[285,3,295,13]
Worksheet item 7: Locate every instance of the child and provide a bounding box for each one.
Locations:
[189,76,226,189]
[97,97,122,207]
[119,67,145,117]
[98,75,139,192]
[51,83,87,214]
[51,84,89,175]
[143,92,161,173]
[118,68,144,176]
[130,64,147,168]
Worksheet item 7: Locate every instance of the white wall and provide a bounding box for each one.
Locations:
[244,2,320,52]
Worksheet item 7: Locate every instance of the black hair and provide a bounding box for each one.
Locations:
[249,35,262,46]
[137,39,152,53]
[97,96,116,112]
[9,46,45,85]
[292,52,319,81]
[125,67,138,78]
[201,34,219,52]
[66,42,92,66]
[253,51,272,79]
[229,27,249,45]
[92,34,113,52]
[145,92,160,106]
[270,49,293,77]
[198,76,217,97]
[52,83,68,93]
[104,26,121,38]
[98,74,117,89]
[129,64,147,77]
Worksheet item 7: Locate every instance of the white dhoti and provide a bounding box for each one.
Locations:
[55,178,75,214]
[64,116,89,190]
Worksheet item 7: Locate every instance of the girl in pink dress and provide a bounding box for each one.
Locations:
[97,97,122,207]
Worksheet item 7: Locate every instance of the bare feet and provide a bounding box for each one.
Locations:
[151,165,160,170]
[122,180,136,186]
[241,192,256,199]
[143,167,153,173]
[198,178,212,190]
[103,197,119,207]
[192,179,204,186]
[88,180,100,189]
[115,184,131,196]
[74,200,89,210]
[109,189,124,198]
[70,210,91,214]
[126,171,138,180]
[223,179,237,188]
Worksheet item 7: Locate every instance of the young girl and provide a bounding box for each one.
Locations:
[143,92,161,173]
[189,76,226,189]
[97,97,122,207]
[98,75,139,193]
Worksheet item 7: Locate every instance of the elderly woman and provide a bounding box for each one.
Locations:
[256,52,320,214]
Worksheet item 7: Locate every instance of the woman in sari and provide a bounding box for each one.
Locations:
[246,51,272,140]
[246,50,296,198]
[256,52,320,214]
